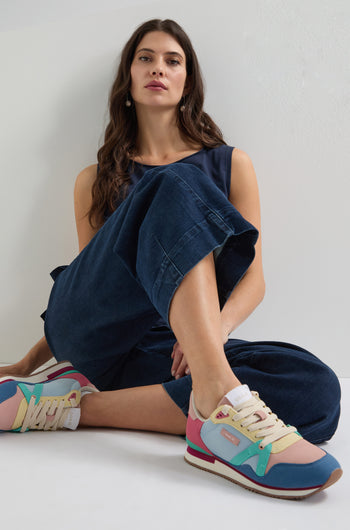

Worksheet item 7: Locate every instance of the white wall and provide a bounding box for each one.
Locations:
[1,0,349,376]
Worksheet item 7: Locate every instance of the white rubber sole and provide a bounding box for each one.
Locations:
[184,446,343,500]
[0,361,74,385]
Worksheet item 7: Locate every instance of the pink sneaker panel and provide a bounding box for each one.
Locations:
[254,410,267,421]
[265,438,326,474]
[0,387,24,430]
[186,394,214,455]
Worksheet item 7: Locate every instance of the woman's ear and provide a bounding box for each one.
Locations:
[183,77,192,97]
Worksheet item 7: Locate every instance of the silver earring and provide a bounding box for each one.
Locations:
[125,94,132,107]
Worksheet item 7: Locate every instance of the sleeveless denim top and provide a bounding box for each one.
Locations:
[99,143,235,329]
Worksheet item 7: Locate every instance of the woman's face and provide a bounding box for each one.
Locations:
[130,31,188,111]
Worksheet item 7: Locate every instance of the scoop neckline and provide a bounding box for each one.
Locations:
[130,148,205,167]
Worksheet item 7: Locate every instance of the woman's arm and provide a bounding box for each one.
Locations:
[73,163,100,252]
[0,336,54,377]
[0,165,100,377]
[220,147,265,338]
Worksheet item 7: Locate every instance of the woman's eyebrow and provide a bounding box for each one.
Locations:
[136,48,184,60]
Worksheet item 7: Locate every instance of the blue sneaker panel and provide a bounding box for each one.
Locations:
[226,452,340,489]
[20,379,80,397]
[41,379,80,396]
[0,381,18,403]
[201,420,253,463]
[244,454,260,472]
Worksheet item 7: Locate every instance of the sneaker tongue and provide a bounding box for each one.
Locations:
[218,384,253,409]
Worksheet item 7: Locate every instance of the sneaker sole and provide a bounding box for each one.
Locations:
[0,361,74,385]
[184,445,343,500]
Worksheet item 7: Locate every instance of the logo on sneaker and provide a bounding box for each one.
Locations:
[220,427,240,446]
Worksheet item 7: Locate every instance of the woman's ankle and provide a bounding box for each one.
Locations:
[192,377,242,419]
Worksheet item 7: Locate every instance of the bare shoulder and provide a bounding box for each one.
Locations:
[231,147,256,174]
[74,164,99,220]
[74,163,98,193]
[74,164,100,252]
[74,163,98,209]
[229,148,258,201]
[228,147,261,233]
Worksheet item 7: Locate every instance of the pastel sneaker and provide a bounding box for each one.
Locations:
[0,368,99,433]
[0,361,75,385]
[185,386,342,499]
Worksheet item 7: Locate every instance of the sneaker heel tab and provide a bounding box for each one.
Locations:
[189,392,200,420]
[189,392,208,421]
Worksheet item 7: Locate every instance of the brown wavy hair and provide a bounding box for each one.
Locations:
[90,18,227,229]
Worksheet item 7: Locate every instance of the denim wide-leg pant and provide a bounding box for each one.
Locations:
[42,162,341,444]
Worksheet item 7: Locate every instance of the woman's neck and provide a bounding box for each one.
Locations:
[134,106,200,163]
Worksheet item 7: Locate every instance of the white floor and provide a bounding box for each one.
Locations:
[0,379,349,530]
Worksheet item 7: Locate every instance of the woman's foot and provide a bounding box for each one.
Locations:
[0,361,75,384]
[0,364,98,432]
[185,385,343,499]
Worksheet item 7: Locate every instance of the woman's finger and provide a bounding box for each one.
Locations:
[171,341,180,359]
[174,356,190,378]
[171,349,183,375]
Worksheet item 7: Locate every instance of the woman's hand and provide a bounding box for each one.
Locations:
[0,336,54,380]
[171,341,190,379]
[170,325,230,379]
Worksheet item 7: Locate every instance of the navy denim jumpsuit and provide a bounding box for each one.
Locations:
[41,145,341,444]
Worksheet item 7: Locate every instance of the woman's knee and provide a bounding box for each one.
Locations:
[302,363,341,444]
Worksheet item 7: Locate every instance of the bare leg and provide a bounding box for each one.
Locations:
[80,384,187,435]
[168,250,241,418]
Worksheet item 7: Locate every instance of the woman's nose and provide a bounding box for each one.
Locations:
[152,60,164,76]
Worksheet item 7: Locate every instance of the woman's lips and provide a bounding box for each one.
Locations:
[146,86,166,91]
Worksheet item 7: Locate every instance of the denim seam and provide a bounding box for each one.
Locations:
[168,168,232,227]
[167,214,233,267]
[153,234,184,278]
[151,215,225,304]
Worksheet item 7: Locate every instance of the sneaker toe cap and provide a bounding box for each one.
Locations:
[261,452,342,489]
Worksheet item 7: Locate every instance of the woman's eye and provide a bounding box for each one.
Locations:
[139,56,179,65]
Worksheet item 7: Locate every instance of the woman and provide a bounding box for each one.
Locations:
[0,19,342,499]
